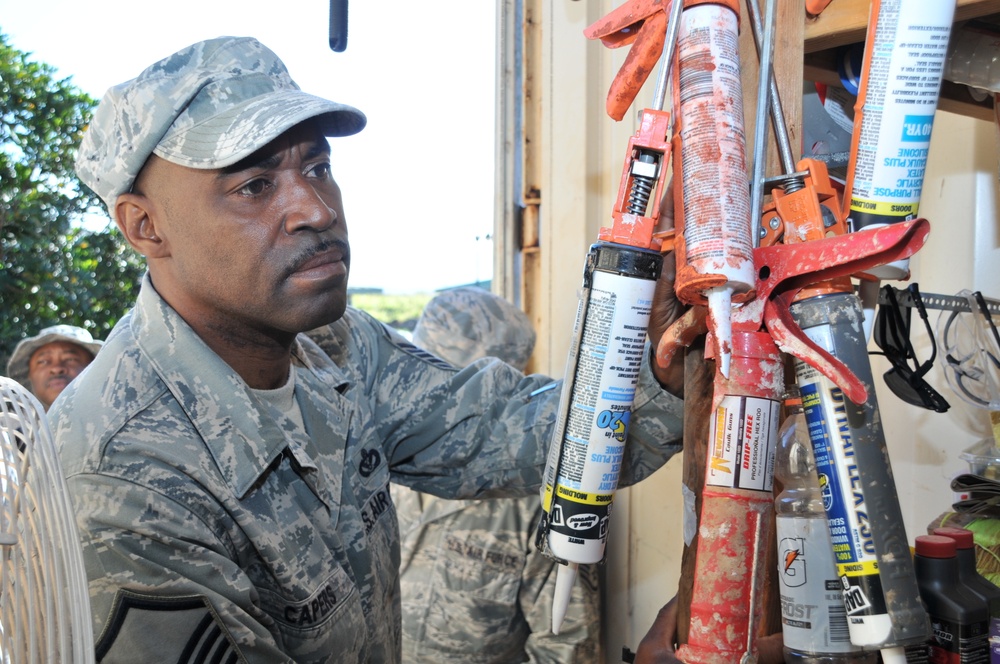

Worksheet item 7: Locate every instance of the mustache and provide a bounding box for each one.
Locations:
[285,238,350,278]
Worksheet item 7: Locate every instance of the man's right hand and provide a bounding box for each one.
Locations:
[647,180,689,396]
[634,596,786,664]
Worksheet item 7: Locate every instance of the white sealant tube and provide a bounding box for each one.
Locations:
[538,243,662,634]
[843,0,956,280]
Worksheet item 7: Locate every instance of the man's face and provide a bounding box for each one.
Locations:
[28,341,95,410]
[137,120,351,345]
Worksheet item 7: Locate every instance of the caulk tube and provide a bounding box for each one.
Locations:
[675,330,783,664]
[537,242,662,634]
[672,0,755,378]
[842,0,956,280]
[789,291,930,658]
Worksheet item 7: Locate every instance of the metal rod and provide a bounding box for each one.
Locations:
[747,0,778,247]
[651,0,686,111]
[745,0,796,175]
[877,287,1000,315]
[742,516,764,663]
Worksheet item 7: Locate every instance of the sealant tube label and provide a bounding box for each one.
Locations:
[542,267,656,564]
[676,3,754,293]
[706,395,778,491]
[845,0,956,229]
[791,293,929,648]
[796,353,890,628]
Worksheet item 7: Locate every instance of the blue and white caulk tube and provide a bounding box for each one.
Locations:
[843,0,955,281]
[536,241,662,635]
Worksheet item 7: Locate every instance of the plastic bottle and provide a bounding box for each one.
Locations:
[913,534,990,663]
[933,526,1000,663]
[774,390,877,663]
[943,21,1000,95]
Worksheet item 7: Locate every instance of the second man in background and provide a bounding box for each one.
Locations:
[395,287,602,663]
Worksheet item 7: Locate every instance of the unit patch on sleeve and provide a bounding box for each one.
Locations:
[95,590,244,664]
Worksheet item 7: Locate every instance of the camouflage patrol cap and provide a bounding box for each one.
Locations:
[412,287,536,371]
[75,36,367,214]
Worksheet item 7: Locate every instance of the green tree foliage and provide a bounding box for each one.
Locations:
[349,292,433,333]
[0,32,144,369]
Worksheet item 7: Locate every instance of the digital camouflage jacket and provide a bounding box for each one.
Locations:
[52,276,684,663]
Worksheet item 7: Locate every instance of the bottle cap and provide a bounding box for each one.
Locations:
[932,526,975,550]
[782,384,802,407]
[915,534,957,558]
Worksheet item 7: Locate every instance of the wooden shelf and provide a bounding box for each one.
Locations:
[804,0,1000,53]
[803,51,996,123]
[802,0,1000,122]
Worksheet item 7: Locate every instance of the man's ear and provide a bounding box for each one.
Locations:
[114,194,168,259]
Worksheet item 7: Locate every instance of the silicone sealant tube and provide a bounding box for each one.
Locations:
[789,292,930,658]
[538,242,661,634]
[674,1,755,377]
[843,0,956,280]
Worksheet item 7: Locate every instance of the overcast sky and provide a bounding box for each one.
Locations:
[2,1,498,294]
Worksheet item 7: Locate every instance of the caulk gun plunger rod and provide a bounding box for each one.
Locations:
[551,561,578,635]
[651,0,686,112]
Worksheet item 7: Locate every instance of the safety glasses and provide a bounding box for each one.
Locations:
[939,290,1000,409]
[872,284,951,413]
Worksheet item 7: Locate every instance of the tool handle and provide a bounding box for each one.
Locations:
[749,220,932,403]
[328,0,348,52]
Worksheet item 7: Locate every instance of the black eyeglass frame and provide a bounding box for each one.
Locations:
[872,283,951,413]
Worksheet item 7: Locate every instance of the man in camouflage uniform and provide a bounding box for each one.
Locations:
[6,324,103,410]
[53,36,685,663]
[395,287,601,663]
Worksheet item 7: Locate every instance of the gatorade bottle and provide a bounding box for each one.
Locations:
[774,390,876,662]
[913,534,990,663]
[933,527,1000,663]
